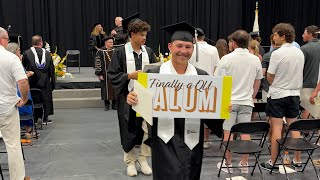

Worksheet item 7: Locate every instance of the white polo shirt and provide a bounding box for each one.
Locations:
[189,41,220,76]
[0,46,27,115]
[215,48,263,107]
[267,43,304,99]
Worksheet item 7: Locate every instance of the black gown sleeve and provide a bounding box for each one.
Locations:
[95,51,103,76]
[88,35,97,51]
[48,54,56,90]
[146,47,157,63]
[107,47,129,97]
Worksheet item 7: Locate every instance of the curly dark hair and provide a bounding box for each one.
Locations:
[229,30,250,49]
[272,23,295,43]
[305,25,319,38]
[128,20,150,37]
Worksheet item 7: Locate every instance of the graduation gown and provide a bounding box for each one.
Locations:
[107,45,156,153]
[147,66,223,180]
[111,26,128,46]
[22,47,55,118]
[95,47,115,100]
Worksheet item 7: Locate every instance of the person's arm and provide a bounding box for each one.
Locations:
[266,52,278,85]
[12,56,30,107]
[252,79,261,99]
[310,82,320,104]
[16,78,29,107]
[267,73,275,85]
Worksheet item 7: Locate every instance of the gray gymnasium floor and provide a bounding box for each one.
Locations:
[0,108,319,180]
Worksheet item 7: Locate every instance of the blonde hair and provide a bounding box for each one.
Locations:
[91,25,106,36]
[249,40,260,57]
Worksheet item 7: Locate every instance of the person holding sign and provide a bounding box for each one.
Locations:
[127,21,225,180]
[215,30,263,174]
[107,13,156,177]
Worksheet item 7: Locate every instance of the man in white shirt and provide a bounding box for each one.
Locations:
[215,30,263,174]
[0,27,31,180]
[189,28,220,148]
[260,23,304,172]
[189,28,220,76]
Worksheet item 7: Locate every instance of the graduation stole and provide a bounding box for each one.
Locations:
[30,47,46,69]
[158,60,201,150]
[125,42,149,91]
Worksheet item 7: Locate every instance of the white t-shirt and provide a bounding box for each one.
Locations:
[189,41,220,76]
[267,43,304,99]
[214,48,263,107]
[0,46,27,115]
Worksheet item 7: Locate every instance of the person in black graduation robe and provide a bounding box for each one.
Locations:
[107,18,156,176]
[126,21,224,180]
[95,37,117,111]
[110,17,128,46]
[22,35,55,123]
[146,65,223,180]
[89,23,107,67]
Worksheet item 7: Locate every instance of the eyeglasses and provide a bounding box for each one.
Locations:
[2,37,10,42]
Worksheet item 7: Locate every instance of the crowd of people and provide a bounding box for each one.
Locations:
[0,11,319,180]
[91,14,320,179]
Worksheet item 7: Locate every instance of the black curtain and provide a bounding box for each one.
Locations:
[1,0,320,66]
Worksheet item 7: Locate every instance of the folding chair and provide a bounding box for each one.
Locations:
[270,119,320,180]
[218,121,270,180]
[20,99,38,140]
[30,88,45,128]
[66,50,80,73]
[252,102,267,121]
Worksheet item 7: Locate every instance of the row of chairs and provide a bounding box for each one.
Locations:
[218,119,320,180]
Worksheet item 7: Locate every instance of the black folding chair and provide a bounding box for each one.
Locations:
[252,102,267,121]
[30,88,45,129]
[20,99,38,139]
[270,119,320,180]
[218,121,270,180]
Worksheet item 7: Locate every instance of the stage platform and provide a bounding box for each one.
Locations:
[56,67,100,89]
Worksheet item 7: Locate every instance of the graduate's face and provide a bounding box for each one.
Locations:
[168,40,194,64]
[105,39,114,49]
[131,31,147,46]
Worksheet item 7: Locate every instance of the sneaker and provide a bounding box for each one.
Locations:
[137,159,152,175]
[127,163,137,177]
[203,141,212,149]
[238,161,249,174]
[217,160,233,173]
[292,158,302,169]
[260,159,279,173]
[104,106,110,111]
[42,119,53,125]
[312,159,320,167]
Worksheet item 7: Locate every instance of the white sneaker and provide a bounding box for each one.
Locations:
[203,141,212,149]
[127,163,137,177]
[137,159,152,175]
[217,160,233,173]
[238,161,249,173]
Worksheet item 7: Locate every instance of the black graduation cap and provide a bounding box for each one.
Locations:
[196,28,205,36]
[162,21,196,43]
[249,31,260,37]
[102,36,114,43]
[122,13,140,34]
[93,22,102,28]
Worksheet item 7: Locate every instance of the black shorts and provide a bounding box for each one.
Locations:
[266,96,300,118]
